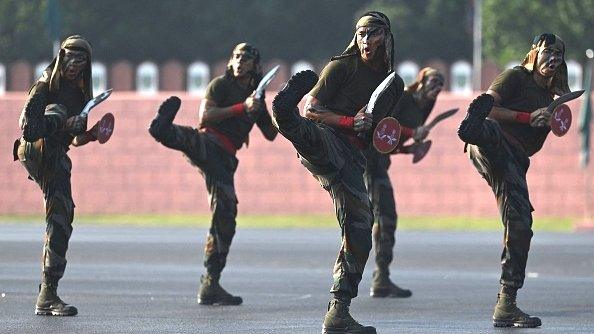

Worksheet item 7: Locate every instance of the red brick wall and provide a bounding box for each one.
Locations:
[1,92,592,218]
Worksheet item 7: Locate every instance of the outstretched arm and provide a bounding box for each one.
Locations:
[256,102,278,141]
[71,119,97,147]
[71,132,95,147]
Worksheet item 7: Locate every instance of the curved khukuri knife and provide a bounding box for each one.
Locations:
[546,90,584,114]
[80,88,113,117]
[405,108,458,163]
[366,71,396,115]
[546,90,584,137]
[255,65,280,100]
[425,108,459,130]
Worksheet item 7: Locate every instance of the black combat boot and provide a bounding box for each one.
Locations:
[22,93,47,142]
[457,93,494,145]
[272,70,318,119]
[22,100,68,142]
[35,283,78,316]
[197,274,242,306]
[492,286,542,328]
[148,96,181,140]
[322,298,376,334]
[370,270,412,298]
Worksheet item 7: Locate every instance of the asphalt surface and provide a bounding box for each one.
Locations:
[0,224,593,334]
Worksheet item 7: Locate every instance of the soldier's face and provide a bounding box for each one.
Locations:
[231,51,256,79]
[421,75,444,100]
[536,46,563,78]
[356,26,385,64]
[61,49,88,81]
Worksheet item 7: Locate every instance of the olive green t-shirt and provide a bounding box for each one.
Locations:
[309,56,403,121]
[204,75,274,150]
[488,66,553,156]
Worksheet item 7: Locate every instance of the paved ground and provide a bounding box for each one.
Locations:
[0,224,593,334]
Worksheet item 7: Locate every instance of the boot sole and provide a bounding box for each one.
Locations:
[272,70,318,114]
[35,308,78,316]
[285,71,319,97]
[493,320,542,328]
[197,297,242,306]
[149,97,181,139]
[458,94,494,142]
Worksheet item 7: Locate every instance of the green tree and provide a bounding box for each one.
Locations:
[483,0,594,66]
[0,0,51,62]
[0,0,369,64]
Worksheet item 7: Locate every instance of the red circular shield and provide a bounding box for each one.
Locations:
[97,113,115,144]
[412,140,432,164]
[373,117,401,154]
[550,104,571,137]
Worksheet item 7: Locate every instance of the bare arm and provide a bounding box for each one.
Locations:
[256,103,278,141]
[486,90,519,122]
[304,95,348,127]
[304,95,372,131]
[199,96,263,127]
[486,90,549,126]
[71,132,95,147]
[71,119,97,147]
[198,98,244,126]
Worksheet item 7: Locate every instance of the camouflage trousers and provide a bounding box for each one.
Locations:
[156,124,238,278]
[275,113,373,299]
[363,148,398,276]
[16,138,74,285]
[466,120,533,289]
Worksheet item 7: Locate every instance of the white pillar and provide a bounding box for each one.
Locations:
[566,60,583,91]
[451,61,473,94]
[92,62,107,95]
[291,61,314,75]
[187,61,210,95]
[0,63,5,95]
[35,62,51,80]
[136,62,159,94]
[397,61,419,86]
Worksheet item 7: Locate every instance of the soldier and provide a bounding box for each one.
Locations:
[14,35,105,316]
[271,12,403,334]
[148,43,277,306]
[458,33,570,328]
[366,67,444,299]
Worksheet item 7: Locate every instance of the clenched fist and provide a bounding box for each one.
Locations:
[412,126,430,141]
[244,96,262,117]
[65,115,88,135]
[529,107,552,128]
[353,105,373,132]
